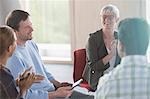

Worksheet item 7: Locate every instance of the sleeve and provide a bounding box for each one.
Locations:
[86,35,109,71]
[30,41,55,81]
[94,73,110,99]
[43,64,55,81]
[0,82,7,98]
[0,73,19,99]
[25,89,49,99]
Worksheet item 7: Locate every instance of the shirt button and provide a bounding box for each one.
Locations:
[92,70,95,74]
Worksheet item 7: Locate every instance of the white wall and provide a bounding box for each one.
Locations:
[0,0,21,25]
[72,0,146,50]
[0,2,3,25]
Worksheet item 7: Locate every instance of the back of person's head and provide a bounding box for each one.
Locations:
[118,18,150,55]
[100,4,120,19]
[0,26,16,57]
[5,10,30,31]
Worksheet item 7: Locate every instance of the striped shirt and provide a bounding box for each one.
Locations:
[95,55,150,99]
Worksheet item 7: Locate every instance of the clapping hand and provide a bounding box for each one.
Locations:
[16,67,44,90]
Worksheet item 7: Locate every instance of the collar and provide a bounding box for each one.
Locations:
[121,55,148,66]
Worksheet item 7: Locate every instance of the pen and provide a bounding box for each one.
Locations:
[20,73,30,81]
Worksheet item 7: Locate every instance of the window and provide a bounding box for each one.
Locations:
[146,0,150,62]
[146,0,150,23]
[20,0,71,63]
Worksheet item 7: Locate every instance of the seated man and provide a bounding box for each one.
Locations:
[6,10,72,99]
[95,18,150,99]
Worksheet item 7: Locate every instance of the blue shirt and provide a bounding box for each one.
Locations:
[7,40,55,99]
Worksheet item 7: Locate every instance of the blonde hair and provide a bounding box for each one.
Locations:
[100,4,120,18]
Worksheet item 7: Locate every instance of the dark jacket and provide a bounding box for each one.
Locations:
[0,67,23,99]
[82,29,121,91]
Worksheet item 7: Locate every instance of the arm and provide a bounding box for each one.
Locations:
[0,79,18,99]
[31,41,55,81]
[32,41,56,81]
[43,64,55,81]
[32,41,72,89]
[48,86,72,99]
[0,71,26,99]
[43,66,72,89]
[94,73,110,99]
[32,41,65,89]
[42,64,60,88]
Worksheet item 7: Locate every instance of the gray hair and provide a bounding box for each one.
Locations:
[100,4,120,18]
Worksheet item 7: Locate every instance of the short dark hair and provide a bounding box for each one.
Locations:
[5,10,30,31]
[118,18,150,55]
[0,26,15,57]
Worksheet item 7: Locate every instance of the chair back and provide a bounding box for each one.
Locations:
[73,48,94,91]
[73,49,86,82]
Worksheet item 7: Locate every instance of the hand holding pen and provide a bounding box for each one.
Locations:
[15,66,45,96]
[16,67,45,86]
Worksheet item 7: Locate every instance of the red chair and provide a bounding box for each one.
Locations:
[73,49,92,91]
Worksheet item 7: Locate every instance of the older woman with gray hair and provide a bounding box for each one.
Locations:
[82,4,121,91]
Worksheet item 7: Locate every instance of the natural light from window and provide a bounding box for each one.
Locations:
[146,0,150,62]
[19,0,71,62]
